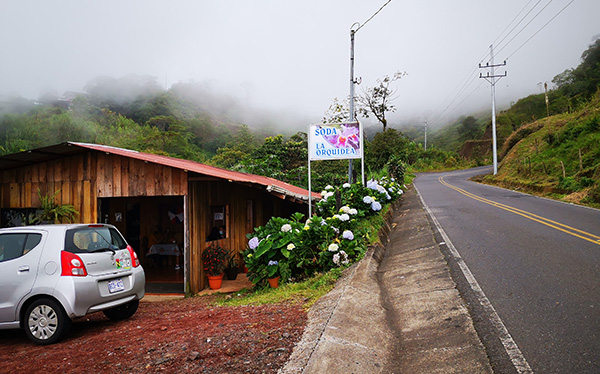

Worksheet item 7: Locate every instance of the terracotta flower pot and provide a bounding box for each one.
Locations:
[268,276,280,288]
[207,274,224,290]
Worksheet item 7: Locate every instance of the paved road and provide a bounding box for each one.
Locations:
[414,166,600,374]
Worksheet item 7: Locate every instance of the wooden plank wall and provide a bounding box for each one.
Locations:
[188,179,305,293]
[1,153,97,223]
[0,151,188,224]
[95,153,187,198]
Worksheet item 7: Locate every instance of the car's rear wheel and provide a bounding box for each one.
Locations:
[24,298,71,345]
[103,299,139,321]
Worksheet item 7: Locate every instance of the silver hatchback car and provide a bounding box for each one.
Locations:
[0,224,145,345]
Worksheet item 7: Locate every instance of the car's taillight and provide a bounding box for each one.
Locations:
[127,245,140,268]
[61,251,88,276]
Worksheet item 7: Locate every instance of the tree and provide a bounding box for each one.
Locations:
[211,124,260,169]
[366,128,410,171]
[459,116,480,140]
[357,71,407,132]
[322,97,350,124]
[552,37,600,103]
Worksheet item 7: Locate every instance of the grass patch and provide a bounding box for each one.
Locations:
[211,268,344,309]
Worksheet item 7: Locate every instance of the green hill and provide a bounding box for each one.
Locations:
[481,93,600,207]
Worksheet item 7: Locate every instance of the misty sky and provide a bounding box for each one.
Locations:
[1,0,598,129]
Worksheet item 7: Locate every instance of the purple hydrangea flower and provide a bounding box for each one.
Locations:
[248,237,259,250]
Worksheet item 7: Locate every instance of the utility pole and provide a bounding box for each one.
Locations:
[544,82,550,117]
[348,24,359,184]
[479,44,506,175]
[424,119,428,151]
[347,0,392,184]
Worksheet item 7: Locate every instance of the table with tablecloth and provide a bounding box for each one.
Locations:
[147,243,180,256]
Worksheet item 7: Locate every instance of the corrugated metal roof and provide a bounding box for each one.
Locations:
[0,142,318,203]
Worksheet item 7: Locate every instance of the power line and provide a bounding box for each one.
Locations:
[427,0,575,127]
[355,0,393,33]
[492,0,547,57]
[495,0,556,57]
[505,0,577,60]
[427,2,541,126]
[490,0,537,49]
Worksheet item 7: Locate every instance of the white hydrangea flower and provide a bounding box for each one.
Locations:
[349,208,358,215]
[343,183,351,188]
[371,201,382,211]
[342,230,354,240]
[340,206,351,214]
[328,243,339,252]
[287,243,296,250]
[363,196,374,204]
[325,185,334,190]
[339,213,350,222]
[281,224,292,232]
[340,250,349,264]
[332,253,340,265]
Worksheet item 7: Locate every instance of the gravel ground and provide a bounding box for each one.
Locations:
[0,296,307,373]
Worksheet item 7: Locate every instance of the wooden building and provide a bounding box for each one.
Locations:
[0,142,313,293]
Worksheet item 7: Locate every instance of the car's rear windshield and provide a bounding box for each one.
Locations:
[64,226,127,254]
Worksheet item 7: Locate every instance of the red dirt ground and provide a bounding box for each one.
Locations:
[0,296,307,373]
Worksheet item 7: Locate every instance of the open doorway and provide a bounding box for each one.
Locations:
[99,196,185,294]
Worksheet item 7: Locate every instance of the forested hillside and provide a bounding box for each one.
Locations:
[0,77,270,161]
[1,75,472,191]
[483,93,600,206]
[481,38,600,206]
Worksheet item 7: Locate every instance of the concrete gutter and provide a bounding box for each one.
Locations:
[281,187,493,373]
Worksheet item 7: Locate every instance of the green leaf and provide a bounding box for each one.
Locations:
[268,266,278,278]
[281,248,290,258]
[254,240,272,258]
[275,237,290,248]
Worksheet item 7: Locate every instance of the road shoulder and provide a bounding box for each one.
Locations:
[282,187,493,373]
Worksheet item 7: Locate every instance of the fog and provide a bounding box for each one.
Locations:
[1,0,598,131]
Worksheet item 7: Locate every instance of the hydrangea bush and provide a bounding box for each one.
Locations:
[243,177,404,288]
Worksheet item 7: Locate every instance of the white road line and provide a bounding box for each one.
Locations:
[414,183,534,374]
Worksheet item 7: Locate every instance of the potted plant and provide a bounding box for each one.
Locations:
[267,260,281,288]
[224,251,241,280]
[202,242,228,289]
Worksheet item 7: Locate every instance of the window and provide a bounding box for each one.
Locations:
[0,233,31,262]
[24,234,42,254]
[65,227,127,253]
[206,205,228,242]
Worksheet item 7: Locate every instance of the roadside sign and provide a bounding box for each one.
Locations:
[308,122,362,161]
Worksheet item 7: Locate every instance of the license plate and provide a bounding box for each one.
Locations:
[108,278,125,293]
